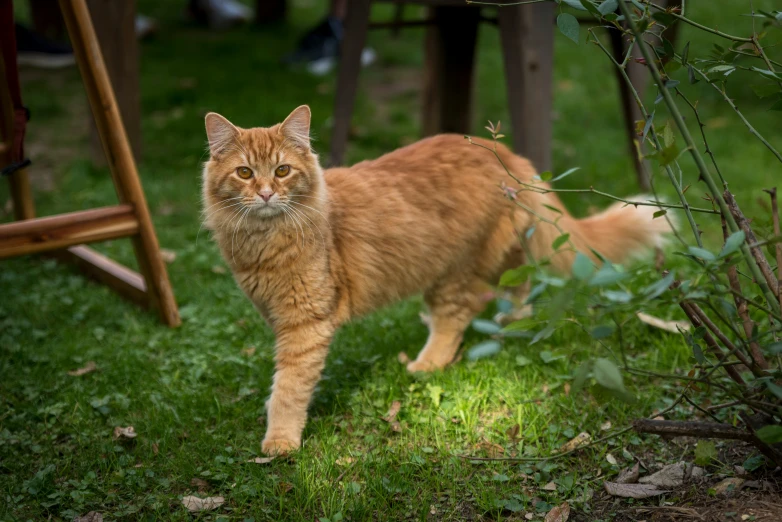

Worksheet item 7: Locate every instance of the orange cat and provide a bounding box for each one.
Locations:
[202,106,670,455]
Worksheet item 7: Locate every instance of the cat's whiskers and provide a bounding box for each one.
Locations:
[285,204,326,249]
[196,199,246,245]
[287,199,331,228]
[279,206,303,261]
[231,206,253,263]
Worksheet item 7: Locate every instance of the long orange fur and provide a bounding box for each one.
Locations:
[202,106,670,455]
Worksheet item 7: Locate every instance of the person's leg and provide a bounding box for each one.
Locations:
[15,23,75,69]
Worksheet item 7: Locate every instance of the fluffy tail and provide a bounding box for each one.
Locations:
[522,193,673,273]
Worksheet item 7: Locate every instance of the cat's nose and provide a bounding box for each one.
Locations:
[258,189,275,202]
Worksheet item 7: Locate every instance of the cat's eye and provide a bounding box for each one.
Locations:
[275,165,291,177]
[236,167,253,179]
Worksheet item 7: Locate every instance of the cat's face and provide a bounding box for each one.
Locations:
[202,106,321,223]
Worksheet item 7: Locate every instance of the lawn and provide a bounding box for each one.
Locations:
[1,0,781,520]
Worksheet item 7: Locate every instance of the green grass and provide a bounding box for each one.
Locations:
[1,1,781,520]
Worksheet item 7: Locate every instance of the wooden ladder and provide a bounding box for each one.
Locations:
[0,0,180,327]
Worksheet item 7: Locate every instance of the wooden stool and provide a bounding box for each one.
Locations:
[331,0,681,189]
[0,0,180,327]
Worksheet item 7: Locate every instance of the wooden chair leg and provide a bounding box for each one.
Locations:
[497,2,555,173]
[421,5,479,137]
[330,0,371,167]
[58,0,180,327]
[610,28,650,190]
[7,168,35,221]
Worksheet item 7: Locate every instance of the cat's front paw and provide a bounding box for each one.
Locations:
[406,359,442,373]
[262,438,300,456]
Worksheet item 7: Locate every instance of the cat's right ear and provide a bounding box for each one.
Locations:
[205,112,239,157]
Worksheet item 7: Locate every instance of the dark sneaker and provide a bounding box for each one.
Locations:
[187,0,253,30]
[283,16,375,76]
[15,24,75,69]
[135,14,159,40]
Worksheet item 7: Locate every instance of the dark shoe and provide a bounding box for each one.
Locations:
[187,0,253,30]
[282,16,375,76]
[15,24,75,69]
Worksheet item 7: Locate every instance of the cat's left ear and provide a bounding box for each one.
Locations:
[280,105,311,149]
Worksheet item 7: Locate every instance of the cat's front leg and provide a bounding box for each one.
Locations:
[262,320,333,456]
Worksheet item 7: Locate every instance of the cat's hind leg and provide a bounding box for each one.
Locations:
[407,278,490,373]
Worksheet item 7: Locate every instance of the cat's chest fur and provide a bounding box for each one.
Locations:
[217,227,337,330]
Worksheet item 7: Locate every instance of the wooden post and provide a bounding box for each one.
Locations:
[497,1,555,173]
[59,0,179,327]
[85,0,141,164]
[421,5,480,137]
[330,0,372,166]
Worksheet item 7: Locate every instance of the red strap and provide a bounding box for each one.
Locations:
[1,0,28,163]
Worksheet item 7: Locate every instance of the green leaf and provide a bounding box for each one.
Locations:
[552,233,571,250]
[557,13,580,44]
[641,272,675,300]
[561,0,588,10]
[752,67,782,81]
[466,340,502,361]
[502,318,536,333]
[603,290,632,303]
[572,361,592,393]
[768,342,782,355]
[579,0,601,16]
[589,265,629,287]
[742,455,766,472]
[653,209,667,219]
[525,282,548,304]
[681,41,690,65]
[718,230,745,258]
[688,64,699,84]
[539,170,553,181]
[543,204,563,215]
[515,355,532,367]
[540,350,564,364]
[652,11,675,25]
[552,167,580,182]
[597,0,618,15]
[500,265,536,287]
[694,441,717,466]
[755,425,782,444]
[592,358,625,393]
[663,123,675,148]
[472,319,502,334]
[752,83,780,99]
[426,383,443,408]
[688,246,716,262]
[572,252,595,281]
[591,324,615,339]
[767,381,782,400]
[659,143,680,166]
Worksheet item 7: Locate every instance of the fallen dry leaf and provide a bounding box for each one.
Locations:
[506,423,520,442]
[543,481,557,491]
[615,462,640,484]
[160,248,177,263]
[563,383,571,396]
[211,265,227,274]
[559,432,591,452]
[113,426,137,440]
[247,457,275,464]
[713,477,744,495]
[525,513,534,520]
[181,495,224,512]
[152,443,159,455]
[604,481,667,499]
[336,456,355,467]
[68,361,97,377]
[383,400,401,426]
[278,481,293,494]
[241,346,256,357]
[637,312,691,333]
[600,421,612,431]
[639,462,685,488]
[190,478,209,492]
[397,352,411,364]
[544,502,570,522]
[73,512,103,522]
[606,453,618,466]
